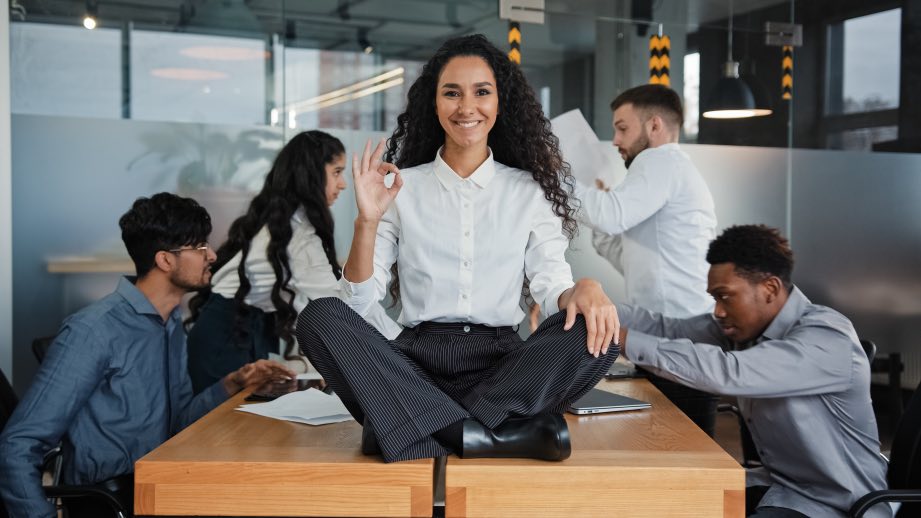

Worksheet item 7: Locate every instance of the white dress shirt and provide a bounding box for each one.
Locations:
[575,143,716,318]
[344,149,575,329]
[212,208,340,314]
[212,208,401,338]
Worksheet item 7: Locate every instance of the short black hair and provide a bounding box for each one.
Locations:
[706,224,794,291]
[118,192,212,277]
[610,84,684,128]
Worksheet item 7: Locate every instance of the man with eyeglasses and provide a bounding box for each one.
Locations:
[0,193,295,518]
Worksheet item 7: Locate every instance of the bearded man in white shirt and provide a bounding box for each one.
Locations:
[574,84,720,435]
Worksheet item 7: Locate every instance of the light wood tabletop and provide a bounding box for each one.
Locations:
[134,391,434,517]
[444,378,745,518]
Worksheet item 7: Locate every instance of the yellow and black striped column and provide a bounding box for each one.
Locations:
[649,34,670,86]
[782,45,793,100]
[508,21,521,65]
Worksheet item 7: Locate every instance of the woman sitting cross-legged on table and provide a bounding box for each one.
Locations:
[296,35,620,463]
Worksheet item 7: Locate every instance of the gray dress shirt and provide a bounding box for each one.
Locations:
[0,277,228,518]
[621,287,890,518]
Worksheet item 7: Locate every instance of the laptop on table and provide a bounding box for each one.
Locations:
[567,388,651,415]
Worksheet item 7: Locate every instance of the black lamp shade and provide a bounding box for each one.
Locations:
[702,77,756,118]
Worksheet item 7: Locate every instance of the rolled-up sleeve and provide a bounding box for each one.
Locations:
[525,195,574,318]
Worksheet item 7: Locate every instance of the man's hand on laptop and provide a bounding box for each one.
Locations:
[223,360,297,396]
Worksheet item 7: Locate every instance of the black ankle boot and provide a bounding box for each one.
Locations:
[361,417,381,456]
[460,414,571,461]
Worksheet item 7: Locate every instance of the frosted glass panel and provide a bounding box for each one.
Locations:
[131,31,267,124]
[10,23,121,118]
[790,147,921,367]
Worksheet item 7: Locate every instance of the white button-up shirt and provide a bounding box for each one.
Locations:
[212,209,340,314]
[344,149,575,329]
[212,209,401,338]
[574,143,716,318]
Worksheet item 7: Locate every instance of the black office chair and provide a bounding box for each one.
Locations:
[0,368,131,518]
[719,338,882,469]
[31,336,56,364]
[848,377,921,517]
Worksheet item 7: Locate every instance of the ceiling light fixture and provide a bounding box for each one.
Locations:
[285,67,404,114]
[358,28,373,54]
[83,0,98,30]
[702,0,771,119]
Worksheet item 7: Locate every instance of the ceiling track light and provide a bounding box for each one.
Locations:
[358,28,373,54]
[83,0,98,30]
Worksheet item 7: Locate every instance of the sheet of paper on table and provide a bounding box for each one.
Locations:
[236,388,354,426]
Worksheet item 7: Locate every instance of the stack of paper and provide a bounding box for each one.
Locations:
[236,388,354,426]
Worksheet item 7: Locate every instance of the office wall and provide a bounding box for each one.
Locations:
[1,8,13,381]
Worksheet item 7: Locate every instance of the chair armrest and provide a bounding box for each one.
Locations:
[43,484,127,514]
[849,489,921,517]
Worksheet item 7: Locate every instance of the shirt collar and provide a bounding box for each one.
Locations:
[433,147,496,190]
[116,276,181,323]
[760,285,809,341]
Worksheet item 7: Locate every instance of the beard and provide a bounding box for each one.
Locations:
[170,269,211,291]
[622,133,651,169]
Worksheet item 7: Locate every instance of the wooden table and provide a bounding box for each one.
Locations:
[134,392,434,517]
[444,379,745,517]
[136,379,743,517]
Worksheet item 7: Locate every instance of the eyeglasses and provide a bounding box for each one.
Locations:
[167,244,211,256]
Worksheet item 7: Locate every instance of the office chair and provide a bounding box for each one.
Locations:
[0,368,131,518]
[848,377,921,517]
[719,339,882,469]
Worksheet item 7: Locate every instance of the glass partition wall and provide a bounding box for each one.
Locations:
[8,0,921,394]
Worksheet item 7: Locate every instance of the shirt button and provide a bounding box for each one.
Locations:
[464,231,470,237]
[463,202,470,208]
[461,294,468,299]
[463,261,469,267]
[463,325,471,333]
[637,354,645,362]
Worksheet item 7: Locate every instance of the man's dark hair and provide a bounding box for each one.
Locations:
[706,224,794,291]
[610,84,684,128]
[118,192,212,277]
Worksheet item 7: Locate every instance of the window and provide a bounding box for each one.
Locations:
[823,7,901,151]
[826,8,901,115]
[683,52,700,140]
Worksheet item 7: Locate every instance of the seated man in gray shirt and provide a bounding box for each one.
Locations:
[0,193,295,518]
[615,224,889,518]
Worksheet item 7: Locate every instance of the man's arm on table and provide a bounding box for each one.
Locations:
[616,305,853,398]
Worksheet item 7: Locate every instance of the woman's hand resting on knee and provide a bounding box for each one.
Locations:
[557,279,620,358]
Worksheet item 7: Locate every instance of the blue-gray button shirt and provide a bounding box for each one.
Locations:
[621,287,890,518]
[0,277,228,518]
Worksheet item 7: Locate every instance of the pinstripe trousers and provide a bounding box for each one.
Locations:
[296,297,618,462]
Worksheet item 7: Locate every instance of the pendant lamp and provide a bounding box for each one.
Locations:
[702,0,771,119]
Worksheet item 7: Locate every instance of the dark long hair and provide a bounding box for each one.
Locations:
[385,34,576,302]
[187,130,344,357]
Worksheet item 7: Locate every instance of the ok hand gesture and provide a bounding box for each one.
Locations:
[352,139,402,222]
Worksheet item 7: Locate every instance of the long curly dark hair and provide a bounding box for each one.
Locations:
[385,34,576,303]
[187,130,344,358]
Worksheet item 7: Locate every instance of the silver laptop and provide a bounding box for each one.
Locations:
[567,388,651,415]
